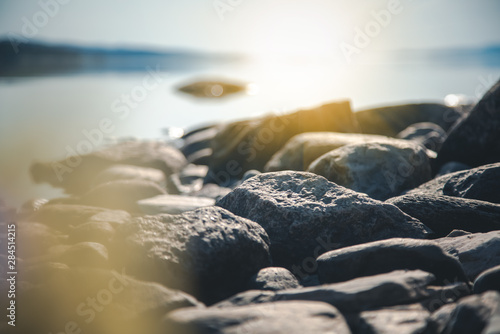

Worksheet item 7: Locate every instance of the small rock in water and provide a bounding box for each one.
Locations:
[176,79,246,98]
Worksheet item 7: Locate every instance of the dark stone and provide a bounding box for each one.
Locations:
[112,206,271,304]
[396,122,447,152]
[474,265,500,294]
[165,301,351,334]
[355,103,462,137]
[437,231,500,280]
[180,126,218,157]
[247,267,301,291]
[307,140,433,200]
[30,140,187,194]
[317,238,469,285]
[441,291,500,334]
[437,79,500,168]
[79,179,166,212]
[217,171,430,270]
[386,194,500,237]
[406,163,500,204]
[215,270,467,314]
[206,101,360,185]
[186,147,212,165]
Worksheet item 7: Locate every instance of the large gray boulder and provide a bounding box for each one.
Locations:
[387,194,500,237]
[112,206,271,304]
[317,238,469,285]
[264,132,390,172]
[217,171,430,271]
[307,140,432,200]
[406,163,500,204]
[166,301,351,334]
[437,79,500,168]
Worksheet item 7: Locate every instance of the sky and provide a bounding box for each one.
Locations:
[0,0,500,56]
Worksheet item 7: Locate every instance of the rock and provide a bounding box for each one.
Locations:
[446,230,472,237]
[355,103,462,137]
[215,270,467,313]
[317,238,469,285]
[206,101,360,185]
[17,266,201,334]
[180,125,218,157]
[357,304,431,334]
[483,308,500,334]
[91,164,166,187]
[68,221,115,245]
[386,194,500,237]
[166,301,351,334]
[436,161,470,177]
[246,267,301,291]
[264,132,391,172]
[217,171,429,271]
[186,147,212,165]
[30,140,187,194]
[166,164,207,194]
[176,80,246,98]
[60,242,109,268]
[28,204,108,232]
[137,194,215,215]
[436,231,500,280]
[396,122,447,152]
[17,222,61,258]
[79,179,166,212]
[474,265,500,294]
[441,291,500,334]
[406,163,500,204]
[437,79,500,168]
[307,140,433,200]
[428,303,457,334]
[112,206,271,304]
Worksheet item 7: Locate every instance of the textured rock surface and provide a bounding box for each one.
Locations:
[264,132,390,172]
[308,141,432,200]
[30,140,187,194]
[79,179,166,212]
[355,103,462,137]
[215,270,466,313]
[206,101,360,184]
[474,265,500,294]
[437,79,500,167]
[137,194,215,215]
[396,122,447,152]
[317,238,469,285]
[406,162,500,204]
[246,267,301,291]
[166,301,351,334]
[112,206,271,304]
[387,194,500,237]
[217,171,429,269]
[437,231,500,280]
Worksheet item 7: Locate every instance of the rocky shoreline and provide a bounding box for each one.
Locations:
[1,78,499,333]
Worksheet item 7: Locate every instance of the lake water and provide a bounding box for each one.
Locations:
[1,55,499,206]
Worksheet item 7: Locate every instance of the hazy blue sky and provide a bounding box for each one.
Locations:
[0,0,499,56]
